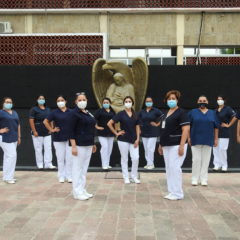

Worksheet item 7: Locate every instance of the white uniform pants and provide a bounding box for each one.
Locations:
[32,135,52,168]
[162,144,187,199]
[72,146,92,196]
[117,141,139,180]
[191,145,212,183]
[142,137,157,166]
[53,141,72,180]
[213,138,229,169]
[98,136,114,168]
[0,136,17,181]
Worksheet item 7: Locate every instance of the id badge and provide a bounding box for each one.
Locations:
[162,120,166,129]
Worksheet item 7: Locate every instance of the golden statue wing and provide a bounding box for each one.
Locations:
[92,58,113,108]
[131,57,149,112]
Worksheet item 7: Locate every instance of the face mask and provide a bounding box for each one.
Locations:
[145,102,153,108]
[217,100,224,106]
[124,102,132,109]
[38,99,45,105]
[4,103,13,110]
[103,103,110,109]
[167,100,177,109]
[198,103,208,109]
[77,100,87,109]
[57,101,66,108]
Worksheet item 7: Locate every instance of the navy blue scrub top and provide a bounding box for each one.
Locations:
[112,110,140,144]
[94,108,115,137]
[29,106,51,136]
[160,108,190,147]
[189,108,219,147]
[138,107,164,137]
[69,107,96,146]
[46,108,72,142]
[237,110,240,120]
[215,106,236,138]
[0,110,19,143]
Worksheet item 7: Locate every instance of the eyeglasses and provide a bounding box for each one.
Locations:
[76,92,86,96]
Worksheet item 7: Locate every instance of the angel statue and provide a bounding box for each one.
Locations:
[92,58,148,113]
[106,72,135,112]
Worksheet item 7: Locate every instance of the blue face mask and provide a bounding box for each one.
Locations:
[167,100,177,109]
[4,103,13,110]
[38,99,45,105]
[145,102,153,108]
[103,103,110,109]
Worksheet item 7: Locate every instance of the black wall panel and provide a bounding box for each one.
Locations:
[0,65,239,168]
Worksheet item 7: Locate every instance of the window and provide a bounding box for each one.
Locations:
[128,49,145,58]
[109,47,175,65]
[110,49,127,58]
[184,47,240,57]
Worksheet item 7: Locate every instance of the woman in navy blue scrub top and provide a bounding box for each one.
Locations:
[29,95,55,169]
[189,95,219,186]
[138,96,164,170]
[44,95,72,183]
[69,93,97,201]
[213,95,237,172]
[0,97,21,184]
[95,98,115,170]
[158,90,190,200]
[107,96,141,184]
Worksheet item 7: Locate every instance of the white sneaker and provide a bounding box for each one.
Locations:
[164,194,183,201]
[222,167,227,172]
[144,165,148,169]
[38,166,43,169]
[124,178,130,184]
[201,181,208,186]
[108,166,112,169]
[147,165,155,170]
[83,190,93,198]
[67,179,72,183]
[47,164,56,169]
[163,194,171,199]
[132,178,141,184]
[213,167,220,171]
[192,181,198,186]
[5,180,16,184]
[102,166,108,170]
[59,178,65,183]
[74,194,89,201]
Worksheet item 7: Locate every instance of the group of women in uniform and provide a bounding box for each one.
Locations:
[0,90,239,201]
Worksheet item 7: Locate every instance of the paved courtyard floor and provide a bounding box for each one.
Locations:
[0,171,240,240]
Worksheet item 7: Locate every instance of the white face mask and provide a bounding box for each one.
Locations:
[57,101,66,108]
[77,100,87,109]
[124,102,132,109]
[217,100,224,106]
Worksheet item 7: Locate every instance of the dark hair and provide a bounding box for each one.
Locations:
[102,97,112,104]
[75,92,86,100]
[164,90,181,103]
[145,96,153,101]
[2,97,13,108]
[56,95,67,101]
[217,95,226,101]
[123,96,135,106]
[198,95,208,101]
[36,94,46,106]
[102,97,115,112]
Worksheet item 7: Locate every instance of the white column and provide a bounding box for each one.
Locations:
[99,13,109,59]
[176,14,185,65]
[25,14,33,33]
